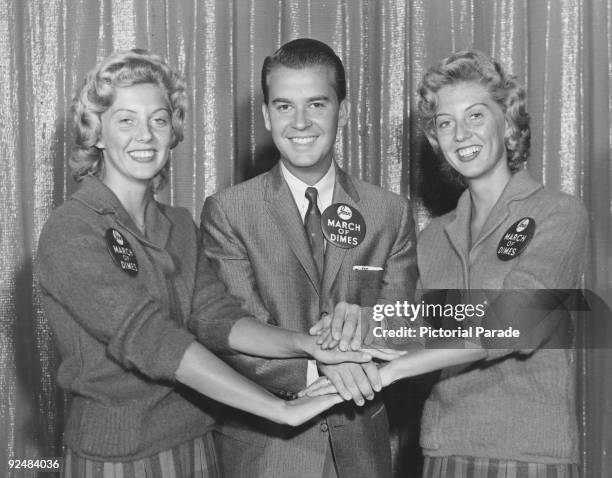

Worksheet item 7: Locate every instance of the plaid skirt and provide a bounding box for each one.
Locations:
[62,434,219,478]
[423,455,580,478]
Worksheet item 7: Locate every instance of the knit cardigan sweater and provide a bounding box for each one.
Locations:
[417,169,588,463]
[37,177,248,461]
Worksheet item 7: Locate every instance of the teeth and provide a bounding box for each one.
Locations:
[457,146,481,158]
[129,150,155,160]
[290,137,316,145]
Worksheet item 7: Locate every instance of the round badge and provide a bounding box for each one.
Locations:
[496,217,536,261]
[321,203,366,249]
[106,228,139,276]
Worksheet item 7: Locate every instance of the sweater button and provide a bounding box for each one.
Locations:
[320,422,329,432]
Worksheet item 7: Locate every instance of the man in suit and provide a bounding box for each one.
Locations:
[200,38,418,478]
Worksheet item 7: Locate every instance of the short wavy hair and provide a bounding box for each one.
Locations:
[261,38,346,104]
[417,50,530,172]
[70,49,187,190]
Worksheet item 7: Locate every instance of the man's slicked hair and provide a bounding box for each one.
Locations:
[261,38,346,104]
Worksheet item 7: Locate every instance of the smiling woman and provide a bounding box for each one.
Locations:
[401,50,585,478]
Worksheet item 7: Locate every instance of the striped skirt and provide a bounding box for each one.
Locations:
[423,456,580,478]
[62,434,219,478]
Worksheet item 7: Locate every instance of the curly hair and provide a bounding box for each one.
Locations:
[70,49,187,190]
[417,50,530,172]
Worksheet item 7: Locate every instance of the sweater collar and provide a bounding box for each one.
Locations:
[444,168,542,257]
[72,176,172,250]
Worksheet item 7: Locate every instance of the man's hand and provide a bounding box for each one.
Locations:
[316,362,381,406]
[310,302,371,351]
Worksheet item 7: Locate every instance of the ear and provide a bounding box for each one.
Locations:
[262,103,271,131]
[338,99,350,128]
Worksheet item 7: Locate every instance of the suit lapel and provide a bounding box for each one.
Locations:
[265,164,322,296]
[322,166,361,292]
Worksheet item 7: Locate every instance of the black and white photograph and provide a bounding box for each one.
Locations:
[1,1,611,477]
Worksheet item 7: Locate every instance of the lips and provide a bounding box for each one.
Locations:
[288,136,317,145]
[456,145,482,161]
[128,150,156,161]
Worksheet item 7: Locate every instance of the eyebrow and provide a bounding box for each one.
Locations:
[270,95,331,104]
[434,102,489,119]
[111,107,170,116]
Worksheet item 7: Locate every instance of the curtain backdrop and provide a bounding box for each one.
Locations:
[1,0,610,476]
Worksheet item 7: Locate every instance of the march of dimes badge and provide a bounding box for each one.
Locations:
[321,203,366,248]
[106,228,139,275]
[496,217,536,261]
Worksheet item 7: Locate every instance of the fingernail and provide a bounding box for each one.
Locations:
[339,343,347,351]
[357,400,364,406]
[366,394,374,400]
[363,354,372,361]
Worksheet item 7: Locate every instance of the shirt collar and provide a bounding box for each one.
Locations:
[280,160,336,218]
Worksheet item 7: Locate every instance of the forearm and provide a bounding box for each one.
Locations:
[380,339,487,387]
[176,341,288,423]
[228,318,311,358]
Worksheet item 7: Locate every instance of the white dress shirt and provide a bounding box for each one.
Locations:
[280,160,336,385]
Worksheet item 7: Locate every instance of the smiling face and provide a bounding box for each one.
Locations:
[262,65,349,184]
[97,83,173,192]
[432,81,511,186]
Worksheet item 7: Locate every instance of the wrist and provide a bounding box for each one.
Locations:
[270,398,290,425]
[295,333,315,358]
[381,361,398,387]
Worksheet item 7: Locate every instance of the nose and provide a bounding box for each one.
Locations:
[292,107,311,130]
[136,122,153,143]
[454,120,471,142]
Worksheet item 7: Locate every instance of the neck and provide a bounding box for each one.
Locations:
[281,157,333,186]
[103,177,150,228]
[467,163,512,222]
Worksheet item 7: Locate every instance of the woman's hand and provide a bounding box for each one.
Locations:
[297,376,339,398]
[276,394,344,426]
[298,361,399,398]
[300,333,406,364]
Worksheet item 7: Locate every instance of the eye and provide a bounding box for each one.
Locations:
[152,117,169,127]
[275,103,292,112]
[118,117,134,126]
[435,118,453,131]
[468,110,485,122]
[310,101,326,109]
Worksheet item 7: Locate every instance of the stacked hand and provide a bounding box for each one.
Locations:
[302,302,406,405]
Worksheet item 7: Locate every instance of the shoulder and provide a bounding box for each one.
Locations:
[39,198,95,248]
[209,172,268,205]
[351,176,409,206]
[418,210,453,241]
[516,184,588,232]
[346,176,412,221]
[37,199,105,278]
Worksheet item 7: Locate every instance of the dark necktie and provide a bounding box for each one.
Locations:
[304,187,325,280]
